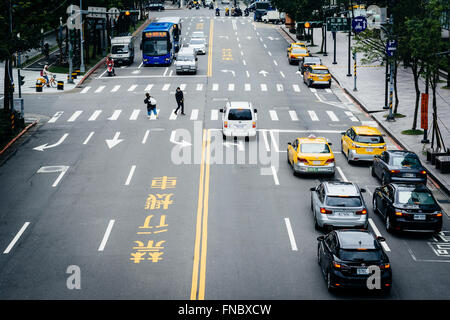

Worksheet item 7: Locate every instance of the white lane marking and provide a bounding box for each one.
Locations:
[240,50,244,56]
[292,84,300,92]
[262,130,270,152]
[3,222,30,254]
[162,83,170,91]
[269,110,279,121]
[326,88,332,93]
[263,43,267,48]
[268,51,272,56]
[142,130,150,144]
[369,218,391,252]
[180,83,187,91]
[83,131,95,145]
[284,218,298,251]
[95,86,105,93]
[276,84,284,92]
[48,111,63,123]
[336,166,348,182]
[108,110,121,121]
[238,43,241,48]
[212,83,219,91]
[196,83,203,91]
[260,84,267,91]
[246,70,250,78]
[67,111,82,122]
[190,109,199,120]
[163,67,168,77]
[361,120,378,127]
[228,83,235,91]
[327,110,339,122]
[169,110,178,120]
[128,84,138,92]
[268,130,285,153]
[138,62,143,69]
[310,88,317,93]
[88,110,102,121]
[125,165,136,186]
[98,220,115,252]
[111,85,121,92]
[289,110,299,121]
[145,84,154,91]
[271,165,280,186]
[273,60,278,66]
[245,83,251,91]
[80,86,91,94]
[211,109,219,121]
[243,59,246,66]
[169,70,173,77]
[129,109,140,120]
[308,110,319,121]
[280,71,285,78]
[345,111,359,122]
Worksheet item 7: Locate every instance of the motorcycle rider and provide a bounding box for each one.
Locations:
[215,7,220,15]
[106,55,116,76]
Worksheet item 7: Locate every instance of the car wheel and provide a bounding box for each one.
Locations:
[314,213,320,230]
[326,271,334,291]
[386,215,394,233]
[317,246,322,265]
[382,174,390,186]
[370,165,377,178]
[346,150,352,164]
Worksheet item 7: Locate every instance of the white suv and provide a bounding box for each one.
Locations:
[220,101,257,140]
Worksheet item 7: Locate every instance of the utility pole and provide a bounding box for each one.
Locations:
[79,0,85,73]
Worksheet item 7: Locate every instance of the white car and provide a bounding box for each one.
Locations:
[221,0,230,4]
[191,31,206,40]
[220,101,257,140]
[189,38,206,55]
[175,47,198,74]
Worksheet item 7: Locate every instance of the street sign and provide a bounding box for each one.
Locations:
[386,40,397,57]
[326,17,351,32]
[421,93,429,130]
[88,6,107,19]
[108,7,120,21]
[352,16,367,33]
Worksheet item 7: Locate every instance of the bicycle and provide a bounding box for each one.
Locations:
[38,74,57,88]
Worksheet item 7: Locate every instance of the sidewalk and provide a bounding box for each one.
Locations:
[281,26,450,195]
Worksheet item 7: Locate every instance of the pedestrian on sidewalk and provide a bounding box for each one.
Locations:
[145,93,158,119]
[174,87,185,115]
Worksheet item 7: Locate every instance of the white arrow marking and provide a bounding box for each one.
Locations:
[223,141,244,151]
[33,133,69,151]
[105,132,124,149]
[221,69,235,77]
[170,130,192,148]
[259,70,269,77]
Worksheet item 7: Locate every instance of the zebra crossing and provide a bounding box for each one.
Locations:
[78,83,335,94]
[47,108,361,124]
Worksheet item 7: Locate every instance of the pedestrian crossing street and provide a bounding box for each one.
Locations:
[48,107,364,124]
[80,83,333,94]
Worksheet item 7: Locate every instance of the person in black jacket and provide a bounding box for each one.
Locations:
[174,87,185,115]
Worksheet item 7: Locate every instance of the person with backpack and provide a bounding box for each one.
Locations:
[145,93,158,119]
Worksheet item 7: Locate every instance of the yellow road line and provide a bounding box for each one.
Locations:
[190,129,207,300]
[207,20,214,77]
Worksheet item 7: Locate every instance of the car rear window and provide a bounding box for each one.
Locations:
[305,58,321,65]
[292,48,307,54]
[326,196,362,207]
[300,143,330,154]
[391,155,421,168]
[190,39,204,44]
[228,109,252,121]
[339,249,383,262]
[355,135,384,144]
[397,190,436,205]
[311,69,329,74]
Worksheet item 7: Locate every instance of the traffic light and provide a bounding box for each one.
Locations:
[19,75,25,86]
[125,10,130,16]
[304,22,311,29]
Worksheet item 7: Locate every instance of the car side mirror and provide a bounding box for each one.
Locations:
[287,142,291,146]
[317,236,324,241]
[195,57,198,61]
[377,236,386,242]
[310,187,316,191]
[360,188,366,193]
[328,142,333,146]
[219,108,224,113]
[254,109,257,113]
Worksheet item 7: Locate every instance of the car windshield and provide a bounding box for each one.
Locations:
[300,143,330,154]
[177,55,193,61]
[292,48,307,54]
[190,39,204,45]
[397,190,436,205]
[391,155,421,168]
[111,45,128,54]
[339,249,383,262]
[192,32,204,38]
[312,69,329,74]
[143,39,168,56]
[326,196,362,207]
[354,135,384,144]
[228,109,252,121]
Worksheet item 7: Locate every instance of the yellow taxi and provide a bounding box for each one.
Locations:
[288,46,309,65]
[287,135,335,176]
[341,126,387,163]
[303,65,332,88]
[287,42,307,54]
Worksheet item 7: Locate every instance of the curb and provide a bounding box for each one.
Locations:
[0,120,38,156]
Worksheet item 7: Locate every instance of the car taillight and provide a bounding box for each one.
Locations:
[332,261,341,269]
[356,209,367,215]
[224,121,228,128]
[420,170,427,175]
[252,121,256,128]
[297,158,308,164]
[390,170,400,174]
[325,158,335,163]
[435,212,443,217]
[380,263,390,269]
[395,211,403,216]
[320,207,332,214]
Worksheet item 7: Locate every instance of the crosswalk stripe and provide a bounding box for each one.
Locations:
[277,84,284,92]
[169,110,178,120]
[269,110,279,121]
[130,109,140,120]
[108,110,122,121]
[190,109,199,120]
[196,83,203,91]
[327,111,339,122]
[293,84,300,92]
[289,110,299,121]
[180,84,187,91]
[308,110,319,121]
[48,111,63,123]
[144,84,153,91]
[345,111,359,122]
[95,86,105,93]
[245,83,251,91]
[67,111,82,122]
[88,110,102,121]
[128,84,138,92]
[111,85,121,92]
[212,83,219,91]
[80,86,91,94]
[211,109,219,120]
[228,83,235,91]
[162,84,170,91]
[326,88,332,93]
[261,84,268,91]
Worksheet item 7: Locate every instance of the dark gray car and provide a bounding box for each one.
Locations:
[299,56,322,74]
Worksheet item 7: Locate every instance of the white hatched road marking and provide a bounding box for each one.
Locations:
[88,110,102,121]
[108,110,122,121]
[212,83,219,91]
[95,85,105,93]
[293,84,300,92]
[277,84,283,92]
[128,84,138,92]
[228,83,235,91]
[289,110,299,121]
[190,109,199,120]
[80,86,91,94]
[211,109,219,121]
[67,111,82,122]
[83,132,95,145]
[111,85,121,92]
[308,110,319,121]
[129,109,140,120]
[345,111,359,122]
[162,84,170,91]
[145,84,153,91]
[125,165,136,186]
[280,71,285,78]
[261,84,267,91]
[269,110,279,121]
[245,83,251,91]
[98,220,115,252]
[142,130,150,144]
[326,110,339,122]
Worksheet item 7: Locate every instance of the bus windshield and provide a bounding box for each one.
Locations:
[143,38,169,56]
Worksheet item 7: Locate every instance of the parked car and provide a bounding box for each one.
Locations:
[303,64,331,88]
[371,150,427,185]
[373,183,443,233]
[299,56,322,74]
[220,101,257,140]
[288,46,309,65]
[317,229,392,292]
[341,126,386,163]
[310,181,368,230]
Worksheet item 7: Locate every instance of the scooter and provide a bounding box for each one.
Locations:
[225,8,229,16]
[215,8,220,16]
[244,8,249,16]
[107,64,114,77]
[209,3,214,9]
[195,4,200,9]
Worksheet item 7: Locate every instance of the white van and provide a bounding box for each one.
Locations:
[220,101,257,140]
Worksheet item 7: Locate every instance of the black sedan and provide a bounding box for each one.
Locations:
[317,229,392,292]
[299,56,322,74]
[371,150,427,185]
[373,183,443,233]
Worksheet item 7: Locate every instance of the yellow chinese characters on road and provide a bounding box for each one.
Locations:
[341,126,387,163]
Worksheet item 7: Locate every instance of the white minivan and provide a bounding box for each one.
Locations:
[220,101,257,140]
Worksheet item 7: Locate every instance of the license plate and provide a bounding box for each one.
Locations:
[335,211,352,217]
[414,214,426,220]
[404,173,415,178]
[357,268,369,275]
[366,148,373,152]
[313,161,321,165]
[307,168,319,172]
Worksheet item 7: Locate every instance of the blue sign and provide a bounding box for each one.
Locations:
[386,40,398,57]
[352,16,367,33]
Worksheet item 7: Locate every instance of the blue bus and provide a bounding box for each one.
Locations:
[141,22,175,66]
[156,17,182,52]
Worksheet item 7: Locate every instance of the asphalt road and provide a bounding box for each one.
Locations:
[0,7,450,300]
